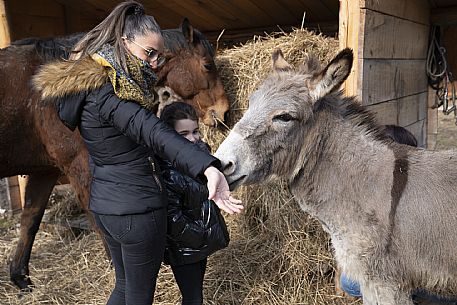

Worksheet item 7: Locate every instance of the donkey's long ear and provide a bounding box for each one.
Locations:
[181,18,194,44]
[272,49,293,72]
[309,48,353,101]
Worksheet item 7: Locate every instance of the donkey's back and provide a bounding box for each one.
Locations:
[394,148,457,291]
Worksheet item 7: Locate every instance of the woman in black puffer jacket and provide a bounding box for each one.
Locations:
[160,102,229,305]
[32,2,242,304]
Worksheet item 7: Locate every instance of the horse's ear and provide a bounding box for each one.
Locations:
[309,48,353,101]
[181,18,194,44]
[272,49,293,72]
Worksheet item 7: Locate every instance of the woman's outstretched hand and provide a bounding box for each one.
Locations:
[204,166,243,214]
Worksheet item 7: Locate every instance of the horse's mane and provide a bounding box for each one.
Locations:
[10,27,214,62]
[11,33,85,61]
[314,94,387,142]
[162,28,214,57]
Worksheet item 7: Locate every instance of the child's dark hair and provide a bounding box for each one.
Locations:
[384,125,418,147]
[160,102,199,128]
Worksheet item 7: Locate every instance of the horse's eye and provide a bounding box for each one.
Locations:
[204,63,213,71]
[273,113,295,122]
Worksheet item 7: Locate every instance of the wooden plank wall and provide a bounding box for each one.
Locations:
[340,0,430,147]
[444,27,457,75]
[6,0,66,39]
[5,0,99,41]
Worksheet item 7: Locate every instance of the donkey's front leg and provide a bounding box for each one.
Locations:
[362,282,413,305]
[10,171,60,291]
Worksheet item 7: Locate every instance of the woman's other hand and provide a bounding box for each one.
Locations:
[204,166,243,214]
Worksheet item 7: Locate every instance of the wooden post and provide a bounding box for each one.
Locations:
[427,88,438,150]
[0,0,11,48]
[7,176,22,212]
[18,175,28,208]
[339,0,362,99]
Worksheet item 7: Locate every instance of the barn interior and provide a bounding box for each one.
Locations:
[1,1,457,303]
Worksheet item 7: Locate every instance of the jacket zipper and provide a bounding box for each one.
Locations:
[148,157,163,192]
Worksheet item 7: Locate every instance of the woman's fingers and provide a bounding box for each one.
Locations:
[204,166,243,214]
[229,195,243,204]
[214,198,243,214]
[214,200,233,214]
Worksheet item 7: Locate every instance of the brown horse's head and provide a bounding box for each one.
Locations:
[158,19,229,127]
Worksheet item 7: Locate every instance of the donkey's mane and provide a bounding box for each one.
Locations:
[314,94,387,142]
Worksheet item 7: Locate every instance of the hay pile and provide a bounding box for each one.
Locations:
[0,29,361,304]
[196,29,356,304]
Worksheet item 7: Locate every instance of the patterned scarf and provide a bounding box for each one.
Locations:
[92,44,158,110]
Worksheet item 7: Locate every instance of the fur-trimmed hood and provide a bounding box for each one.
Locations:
[32,56,109,99]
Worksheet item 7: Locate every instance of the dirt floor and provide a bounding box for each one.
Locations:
[0,111,456,305]
[435,111,457,150]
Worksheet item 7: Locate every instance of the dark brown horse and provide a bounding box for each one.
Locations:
[0,19,229,290]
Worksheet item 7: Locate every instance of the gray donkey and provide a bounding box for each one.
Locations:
[215,48,457,305]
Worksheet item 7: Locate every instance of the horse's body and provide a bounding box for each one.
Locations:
[215,49,457,304]
[0,20,229,290]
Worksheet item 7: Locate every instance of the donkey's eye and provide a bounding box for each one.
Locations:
[273,113,295,122]
[204,63,213,71]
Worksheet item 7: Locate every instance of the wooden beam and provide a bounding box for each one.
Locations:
[0,0,11,48]
[7,176,22,213]
[339,0,363,98]
[203,21,338,49]
[431,6,457,26]
[362,0,430,25]
[17,175,28,209]
[54,0,107,21]
[427,87,438,149]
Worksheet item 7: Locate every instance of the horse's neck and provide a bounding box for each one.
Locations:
[290,116,395,233]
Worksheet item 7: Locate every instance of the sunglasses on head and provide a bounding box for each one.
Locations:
[122,36,166,67]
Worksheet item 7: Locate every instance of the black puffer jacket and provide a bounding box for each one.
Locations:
[160,142,229,266]
[58,84,219,215]
[32,57,219,215]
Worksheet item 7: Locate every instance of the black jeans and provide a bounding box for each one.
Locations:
[171,259,208,305]
[93,209,167,305]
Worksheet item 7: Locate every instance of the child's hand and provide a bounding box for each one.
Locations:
[204,166,243,214]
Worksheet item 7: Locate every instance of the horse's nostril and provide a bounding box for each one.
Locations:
[223,110,230,123]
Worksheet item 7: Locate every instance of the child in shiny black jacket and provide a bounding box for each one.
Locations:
[160,102,229,305]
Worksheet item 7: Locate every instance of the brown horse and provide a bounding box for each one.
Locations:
[0,19,229,291]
